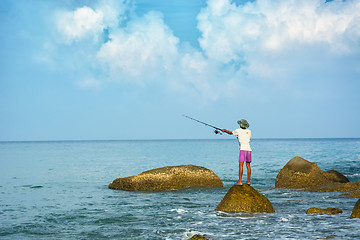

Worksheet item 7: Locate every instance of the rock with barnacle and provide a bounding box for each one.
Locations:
[215,183,275,213]
[340,181,360,198]
[275,156,351,190]
[109,164,223,191]
[350,199,360,219]
[189,234,209,240]
[306,207,342,215]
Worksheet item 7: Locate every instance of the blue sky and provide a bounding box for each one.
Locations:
[0,0,359,141]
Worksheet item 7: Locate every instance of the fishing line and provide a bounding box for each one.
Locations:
[183,115,223,135]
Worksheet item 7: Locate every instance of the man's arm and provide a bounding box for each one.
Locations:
[222,129,233,135]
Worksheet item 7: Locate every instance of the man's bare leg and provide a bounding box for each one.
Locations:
[239,162,244,185]
[246,162,251,184]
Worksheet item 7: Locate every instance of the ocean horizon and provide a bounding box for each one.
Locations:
[2,137,360,143]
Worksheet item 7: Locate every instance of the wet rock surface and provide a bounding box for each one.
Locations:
[306,207,342,215]
[215,184,275,213]
[340,189,360,198]
[350,199,360,219]
[109,164,223,191]
[323,170,350,183]
[275,156,350,189]
[306,182,359,192]
[189,234,209,240]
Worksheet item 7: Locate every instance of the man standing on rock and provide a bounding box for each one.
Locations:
[222,119,252,185]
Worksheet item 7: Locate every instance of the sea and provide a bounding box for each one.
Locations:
[0,138,359,239]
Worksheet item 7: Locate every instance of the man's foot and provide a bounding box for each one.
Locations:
[247,182,251,185]
[236,181,243,185]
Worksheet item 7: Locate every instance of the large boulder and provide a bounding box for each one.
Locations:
[215,184,275,213]
[275,156,349,189]
[350,199,360,218]
[109,165,223,191]
[306,207,342,215]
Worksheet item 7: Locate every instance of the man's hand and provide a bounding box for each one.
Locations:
[222,129,232,135]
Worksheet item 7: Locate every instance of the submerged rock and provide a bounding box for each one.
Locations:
[275,156,349,189]
[189,234,209,240]
[109,164,223,191]
[215,184,275,213]
[340,189,360,198]
[350,199,360,218]
[306,182,359,192]
[325,235,336,239]
[306,207,342,215]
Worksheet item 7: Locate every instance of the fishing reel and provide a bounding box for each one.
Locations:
[214,130,222,135]
[183,115,223,135]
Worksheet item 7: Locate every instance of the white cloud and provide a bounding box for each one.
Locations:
[56,6,104,44]
[95,0,129,28]
[198,0,360,62]
[51,0,360,102]
[55,0,129,44]
[194,0,360,96]
[96,11,180,82]
[53,0,245,100]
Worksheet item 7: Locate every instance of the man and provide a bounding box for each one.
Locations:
[222,119,252,185]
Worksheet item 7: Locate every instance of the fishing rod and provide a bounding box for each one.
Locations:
[183,115,223,135]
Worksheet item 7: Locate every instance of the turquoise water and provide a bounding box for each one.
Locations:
[0,139,359,239]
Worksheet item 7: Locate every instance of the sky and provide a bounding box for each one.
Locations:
[0,0,360,141]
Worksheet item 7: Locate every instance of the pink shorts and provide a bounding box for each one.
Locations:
[239,150,252,163]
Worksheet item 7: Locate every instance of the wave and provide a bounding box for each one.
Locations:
[170,208,187,214]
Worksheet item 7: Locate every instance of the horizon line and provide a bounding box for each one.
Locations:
[1,137,360,143]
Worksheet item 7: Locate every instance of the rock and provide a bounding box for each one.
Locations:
[306,207,342,215]
[275,156,349,189]
[340,189,360,198]
[306,182,359,192]
[189,234,209,240]
[325,235,336,239]
[350,199,360,218]
[109,165,223,191]
[215,184,275,213]
[323,170,350,183]
[341,182,360,197]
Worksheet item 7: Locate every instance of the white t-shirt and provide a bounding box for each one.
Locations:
[232,128,252,151]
